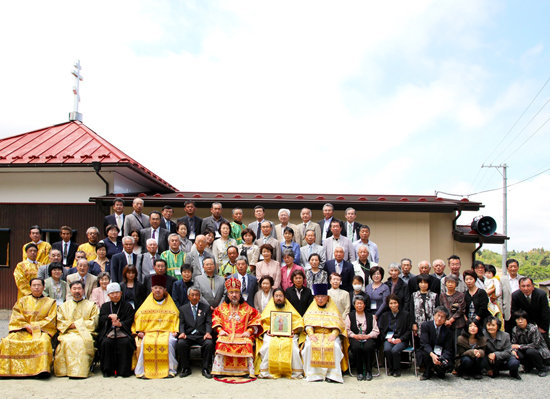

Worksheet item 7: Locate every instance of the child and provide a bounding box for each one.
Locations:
[484,264,504,330]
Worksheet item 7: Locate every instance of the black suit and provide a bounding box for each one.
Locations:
[317,218,342,242]
[285,286,313,316]
[420,320,453,378]
[176,215,203,242]
[325,259,354,293]
[512,288,550,348]
[408,275,441,297]
[162,218,177,234]
[104,214,125,237]
[341,221,362,242]
[176,302,214,370]
[231,273,258,308]
[109,251,138,283]
[120,280,144,310]
[140,274,176,300]
[52,240,78,267]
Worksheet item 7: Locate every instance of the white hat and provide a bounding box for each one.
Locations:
[107,282,121,294]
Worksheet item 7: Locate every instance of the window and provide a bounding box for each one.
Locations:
[0,228,10,267]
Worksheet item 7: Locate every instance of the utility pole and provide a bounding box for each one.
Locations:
[482,164,508,275]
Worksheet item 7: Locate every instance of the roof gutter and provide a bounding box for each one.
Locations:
[92,162,109,196]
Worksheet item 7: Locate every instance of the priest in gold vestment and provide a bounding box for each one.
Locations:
[212,277,262,377]
[255,288,305,379]
[14,243,42,299]
[133,274,179,379]
[0,278,57,377]
[22,226,51,265]
[301,283,349,383]
[54,280,99,378]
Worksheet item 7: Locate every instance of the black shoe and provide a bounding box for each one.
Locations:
[103,372,109,378]
[510,373,522,380]
[202,369,212,379]
[473,374,482,380]
[420,374,430,381]
[180,368,192,378]
[366,372,373,381]
[357,374,364,381]
[393,370,401,377]
[539,371,548,378]
[461,374,470,380]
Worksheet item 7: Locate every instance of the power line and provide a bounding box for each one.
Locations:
[502,114,550,162]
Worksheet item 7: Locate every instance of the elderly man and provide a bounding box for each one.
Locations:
[110,236,138,283]
[275,208,301,244]
[97,282,136,377]
[511,277,550,349]
[14,243,42,299]
[318,203,337,243]
[255,221,281,262]
[161,233,187,280]
[325,247,354,293]
[176,200,203,242]
[324,220,356,262]
[104,198,125,237]
[255,288,305,379]
[177,287,214,379]
[431,259,446,280]
[297,208,321,246]
[229,207,247,244]
[232,256,257,307]
[352,225,379,264]
[502,258,524,334]
[161,205,177,233]
[66,258,98,300]
[37,249,65,280]
[218,245,239,277]
[440,255,467,294]
[201,202,229,238]
[140,211,170,254]
[141,259,177,298]
[136,238,159,282]
[184,234,213,278]
[419,306,453,380]
[22,225,51,264]
[301,283,349,383]
[352,245,373,285]
[67,250,101,276]
[211,278,262,377]
[343,207,362,242]
[0,278,57,377]
[408,260,441,294]
[195,257,226,310]
[54,281,99,378]
[133,274,180,379]
[76,226,100,262]
[52,226,79,267]
[124,197,150,233]
[399,258,415,284]
[299,229,326,269]
[247,205,274,240]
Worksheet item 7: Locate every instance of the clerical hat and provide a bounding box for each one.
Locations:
[312,283,328,296]
[225,277,241,292]
[151,274,167,288]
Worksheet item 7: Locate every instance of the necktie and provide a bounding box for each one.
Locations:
[436,327,440,341]
[242,276,247,292]
[309,245,313,257]
[526,296,531,305]
[116,215,122,229]
[192,305,197,320]
[63,242,68,258]
[256,223,261,238]
[348,223,353,239]
[152,229,156,239]
[303,223,307,236]
[337,262,341,274]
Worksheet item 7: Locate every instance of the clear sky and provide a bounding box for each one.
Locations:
[1,1,549,252]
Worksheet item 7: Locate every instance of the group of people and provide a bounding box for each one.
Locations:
[2,198,549,384]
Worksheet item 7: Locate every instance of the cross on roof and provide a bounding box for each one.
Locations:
[69,60,84,122]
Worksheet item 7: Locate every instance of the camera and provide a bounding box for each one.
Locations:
[438,357,449,368]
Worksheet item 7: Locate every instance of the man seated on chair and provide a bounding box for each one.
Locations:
[301,283,349,383]
[255,288,305,379]
[177,287,214,379]
[133,274,180,379]
[419,306,453,380]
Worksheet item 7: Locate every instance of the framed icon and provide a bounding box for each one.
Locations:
[270,311,292,337]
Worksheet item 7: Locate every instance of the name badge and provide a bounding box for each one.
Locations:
[434,345,443,356]
[243,293,248,301]
[385,331,394,339]
[175,269,182,276]
[370,302,377,310]
[149,270,156,274]
[189,231,196,240]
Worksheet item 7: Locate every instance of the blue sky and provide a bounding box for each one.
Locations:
[0,1,549,252]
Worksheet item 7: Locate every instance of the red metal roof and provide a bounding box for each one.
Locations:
[0,121,177,191]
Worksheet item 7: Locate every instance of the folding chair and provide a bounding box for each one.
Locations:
[347,344,381,377]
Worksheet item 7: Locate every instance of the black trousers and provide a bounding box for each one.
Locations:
[517,348,545,371]
[458,355,483,376]
[349,338,376,374]
[99,336,135,377]
[176,335,214,370]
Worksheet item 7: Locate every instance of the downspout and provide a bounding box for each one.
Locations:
[92,161,109,196]
[472,242,483,265]
[452,209,462,231]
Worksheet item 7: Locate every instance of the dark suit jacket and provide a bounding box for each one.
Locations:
[420,321,453,361]
[378,309,412,344]
[140,274,177,300]
[231,273,258,308]
[179,302,212,336]
[341,221,362,242]
[511,288,550,331]
[465,288,490,323]
[317,218,341,241]
[176,215,203,240]
[325,259,354,293]
[201,216,229,235]
[285,286,313,316]
[384,278,410,312]
[109,251,138,283]
[140,227,170,254]
[120,280,144,310]
[52,240,78,267]
[162,218,177,234]
[104,213,125,236]
[408,275,441,297]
